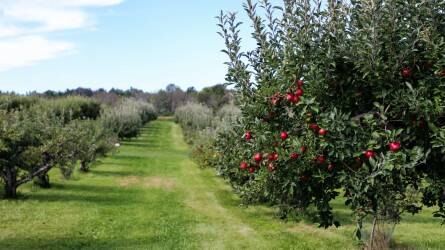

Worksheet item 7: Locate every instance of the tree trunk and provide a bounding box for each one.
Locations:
[35,174,51,189]
[4,167,18,199]
[369,216,377,250]
[80,161,89,172]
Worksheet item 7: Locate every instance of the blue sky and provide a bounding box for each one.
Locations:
[0,0,270,93]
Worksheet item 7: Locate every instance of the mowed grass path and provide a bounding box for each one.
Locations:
[0,119,443,249]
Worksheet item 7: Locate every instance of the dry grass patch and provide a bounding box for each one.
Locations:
[119,176,140,187]
[286,223,338,238]
[143,176,176,190]
[119,176,176,190]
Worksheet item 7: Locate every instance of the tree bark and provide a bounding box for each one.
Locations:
[369,216,377,250]
[80,161,89,172]
[4,167,18,199]
[35,174,51,189]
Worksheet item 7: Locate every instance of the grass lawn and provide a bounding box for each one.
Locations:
[0,119,443,249]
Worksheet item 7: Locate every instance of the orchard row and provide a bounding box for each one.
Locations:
[0,95,157,198]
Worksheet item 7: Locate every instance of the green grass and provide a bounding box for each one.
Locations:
[0,120,443,249]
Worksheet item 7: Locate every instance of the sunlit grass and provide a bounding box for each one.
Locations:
[0,120,442,249]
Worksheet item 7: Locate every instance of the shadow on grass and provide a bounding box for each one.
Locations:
[48,183,130,193]
[0,235,191,250]
[89,169,139,177]
[25,192,137,204]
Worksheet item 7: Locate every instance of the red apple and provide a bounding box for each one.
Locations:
[299,175,310,182]
[300,146,307,153]
[295,88,304,97]
[286,93,294,102]
[297,79,304,88]
[240,162,248,170]
[290,152,300,160]
[364,150,376,159]
[389,141,401,152]
[245,131,252,141]
[248,167,255,174]
[318,128,328,136]
[353,157,363,169]
[309,123,320,132]
[268,152,279,161]
[316,155,326,164]
[271,97,279,106]
[267,163,275,172]
[254,153,263,162]
[280,131,289,140]
[401,67,412,78]
[291,95,300,104]
[327,163,335,172]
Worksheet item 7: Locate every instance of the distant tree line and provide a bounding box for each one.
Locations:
[148,84,235,115]
[14,83,235,115]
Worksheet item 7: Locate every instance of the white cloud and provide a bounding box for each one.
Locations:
[0,36,74,71]
[0,0,123,71]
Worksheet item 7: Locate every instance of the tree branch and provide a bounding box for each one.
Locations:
[16,163,53,186]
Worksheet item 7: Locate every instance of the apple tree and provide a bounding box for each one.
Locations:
[218,0,445,245]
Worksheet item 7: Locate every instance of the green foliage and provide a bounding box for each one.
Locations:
[0,120,443,249]
[197,84,233,110]
[74,119,118,172]
[38,96,102,123]
[0,95,156,198]
[0,108,81,197]
[0,95,40,112]
[217,0,445,238]
[175,102,213,140]
[174,102,241,168]
[102,98,157,139]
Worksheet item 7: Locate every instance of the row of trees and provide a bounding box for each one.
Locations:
[174,102,241,168]
[0,95,157,198]
[212,0,444,247]
[150,84,234,115]
[5,84,235,116]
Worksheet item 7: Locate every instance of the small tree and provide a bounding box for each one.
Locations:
[0,109,80,198]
